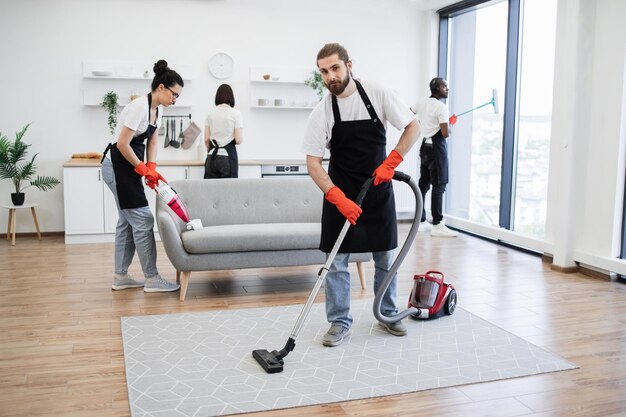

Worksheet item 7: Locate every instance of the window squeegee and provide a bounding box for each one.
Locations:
[449,88,499,125]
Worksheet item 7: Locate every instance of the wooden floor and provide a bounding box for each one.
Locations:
[1,225,625,417]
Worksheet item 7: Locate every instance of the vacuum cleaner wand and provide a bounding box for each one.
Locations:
[252,176,376,374]
[253,171,422,374]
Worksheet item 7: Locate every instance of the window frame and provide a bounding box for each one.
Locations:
[437,0,523,230]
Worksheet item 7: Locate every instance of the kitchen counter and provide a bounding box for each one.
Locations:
[63,158,308,167]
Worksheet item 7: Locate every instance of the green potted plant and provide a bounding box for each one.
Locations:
[0,123,60,206]
[101,91,119,137]
[304,70,327,100]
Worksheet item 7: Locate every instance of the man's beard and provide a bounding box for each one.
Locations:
[326,72,351,96]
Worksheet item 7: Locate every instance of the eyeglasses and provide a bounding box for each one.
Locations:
[165,86,180,99]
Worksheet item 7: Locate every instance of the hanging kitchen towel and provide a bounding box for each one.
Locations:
[181,121,201,149]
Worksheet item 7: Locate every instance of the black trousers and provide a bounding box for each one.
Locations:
[418,144,446,225]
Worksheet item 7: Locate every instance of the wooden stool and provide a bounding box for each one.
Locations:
[3,203,41,246]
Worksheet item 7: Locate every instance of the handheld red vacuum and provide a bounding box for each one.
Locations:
[156,183,203,231]
[408,270,457,319]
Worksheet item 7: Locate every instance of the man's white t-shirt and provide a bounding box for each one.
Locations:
[205,104,243,156]
[301,80,415,157]
[410,97,449,143]
[115,95,163,138]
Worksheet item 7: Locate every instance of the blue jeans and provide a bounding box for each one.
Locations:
[102,158,158,278]
[324,250,398,329]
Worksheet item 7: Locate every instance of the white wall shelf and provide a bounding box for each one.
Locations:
[249,65,314,84]
[82,61,194,107]
[83,62,193,80]
[250,79,307,85]
[249,65,320,110]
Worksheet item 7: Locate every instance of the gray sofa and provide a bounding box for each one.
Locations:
[156,177,372,301]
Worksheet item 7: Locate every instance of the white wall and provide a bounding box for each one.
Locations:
[0,0,427,232]
[546,0,626,273]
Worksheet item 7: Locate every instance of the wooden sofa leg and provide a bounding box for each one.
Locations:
[179,271,190,301]
[176,270,181,284]
[356,262,366,289]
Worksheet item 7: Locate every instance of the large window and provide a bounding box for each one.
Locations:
[514,0,557,238]
[446,2,508,227]
[439,0,557,242]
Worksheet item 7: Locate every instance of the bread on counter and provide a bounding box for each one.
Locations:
[71,152,102,159]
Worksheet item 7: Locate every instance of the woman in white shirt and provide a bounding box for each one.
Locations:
[204,84,243,178]
[101,59,183,292]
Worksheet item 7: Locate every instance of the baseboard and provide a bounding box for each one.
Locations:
[541,254,553,264]
[578,264,612,281]
[550,263,579,273]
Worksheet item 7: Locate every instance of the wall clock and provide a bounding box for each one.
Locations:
[208,52,234,79]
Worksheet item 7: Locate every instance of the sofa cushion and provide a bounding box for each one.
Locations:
[181,223,321,254]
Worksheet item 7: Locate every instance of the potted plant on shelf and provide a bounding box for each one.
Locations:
[305,70,326,100]
[101,91,119,137]
[0,123,60,206]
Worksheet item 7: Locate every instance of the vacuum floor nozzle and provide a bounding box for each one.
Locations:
[252,349,284,373]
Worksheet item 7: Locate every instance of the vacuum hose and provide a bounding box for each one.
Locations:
[252,171,423,373]
[373,171,423,324]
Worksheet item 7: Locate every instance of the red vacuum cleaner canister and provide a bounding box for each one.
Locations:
[408,270,457,319]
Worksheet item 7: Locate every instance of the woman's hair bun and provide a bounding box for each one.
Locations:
[153,60,169,76]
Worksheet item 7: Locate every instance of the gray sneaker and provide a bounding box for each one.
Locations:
[322,323,350,347]
[112,273,144,290]
[379,320,407,336]
[144,275,180,293]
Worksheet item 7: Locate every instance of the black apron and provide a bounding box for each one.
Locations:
[102,93,158,209]
[206,139,238,178]
[320,80,398,253]
[431,130,449,184]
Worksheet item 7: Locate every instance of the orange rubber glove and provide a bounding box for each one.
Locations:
[325,186,362,226]
[372,150,403,186]
[449,114,457,126]
[144,162,167,189]
[134,162,167,189]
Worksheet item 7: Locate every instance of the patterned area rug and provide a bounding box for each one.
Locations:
[121,299,576,417]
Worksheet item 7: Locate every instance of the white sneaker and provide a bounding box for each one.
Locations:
[431,222,459,237]
[419,220,432,232]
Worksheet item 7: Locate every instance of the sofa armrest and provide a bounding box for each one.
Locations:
[156,209,189,270]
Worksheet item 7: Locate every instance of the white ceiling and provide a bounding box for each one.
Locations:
[405,0,459,11]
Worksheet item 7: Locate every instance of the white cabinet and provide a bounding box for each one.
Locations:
[188,165,205,179]
[103,181,119,234]
[239,165,262,178]
[63,167,106,235]
[64,163,234,243]
[64,163,263,243]
[249,66,320,110]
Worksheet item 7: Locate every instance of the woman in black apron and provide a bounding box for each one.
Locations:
[204,84,243,178]
[303,43,419,347]
[101,60,183,293]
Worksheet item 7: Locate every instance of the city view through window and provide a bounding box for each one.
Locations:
[446,0,557,240]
